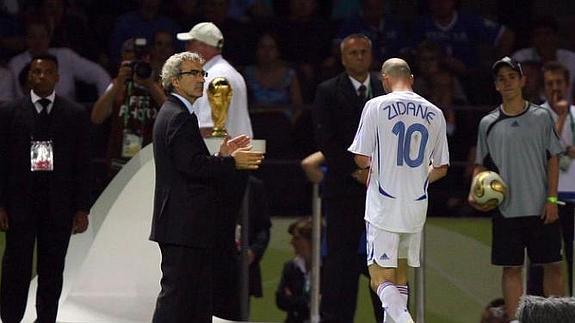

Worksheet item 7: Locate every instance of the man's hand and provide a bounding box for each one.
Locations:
[567,146,575,159]
[117,61,133,84]
[72,211,89,234]
[351,168,369,185]
[219,135,251,157]
[551,91,569,115]
[542,202,559,224]
[467,193,498,212]
[232,147,264,170]
[0,208,8,231]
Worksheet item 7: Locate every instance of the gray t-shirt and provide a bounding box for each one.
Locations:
[475,102,563,217]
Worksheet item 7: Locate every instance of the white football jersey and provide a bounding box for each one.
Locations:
[348,91,450,232]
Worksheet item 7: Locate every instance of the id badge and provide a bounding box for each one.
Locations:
[121,131,143,158]
[31,140,54,171]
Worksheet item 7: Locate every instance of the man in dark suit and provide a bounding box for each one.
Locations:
[312,33,385,323]
[0,54,91,323]
[150,51,263,323]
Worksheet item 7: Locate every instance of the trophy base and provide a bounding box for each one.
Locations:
[211,128,227,137]
[204,138,266,156]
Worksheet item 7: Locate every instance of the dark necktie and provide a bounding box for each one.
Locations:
[36,98,51,138]
[358,85,367,101]
[38,98,51,117]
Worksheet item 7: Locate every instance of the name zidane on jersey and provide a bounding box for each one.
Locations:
[382,101,436,124]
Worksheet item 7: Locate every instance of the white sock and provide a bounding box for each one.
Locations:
[377,281,414,323]
[396,284,409,308]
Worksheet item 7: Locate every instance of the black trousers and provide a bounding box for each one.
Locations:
[527,201,574,296]
[0,194,73,323]
[320,196,384,323]
[152,244,213,323]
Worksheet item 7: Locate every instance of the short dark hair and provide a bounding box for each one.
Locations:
[288,217,312,241]
[542,61,570,83]
[30,54,59,67]
[340,33,372,52]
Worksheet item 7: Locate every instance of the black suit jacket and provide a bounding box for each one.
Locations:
[0,95,91,220]
[150,95,236,248]
[312,72,384,198]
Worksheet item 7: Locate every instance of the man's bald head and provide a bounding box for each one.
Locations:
[381,58,412,78]
[380,58,414,92]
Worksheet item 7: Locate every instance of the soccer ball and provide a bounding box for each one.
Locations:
[471,171,507,206]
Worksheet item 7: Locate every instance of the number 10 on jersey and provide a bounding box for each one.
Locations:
[392,121,429,168]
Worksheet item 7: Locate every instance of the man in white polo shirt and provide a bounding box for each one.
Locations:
[177,22,252,138]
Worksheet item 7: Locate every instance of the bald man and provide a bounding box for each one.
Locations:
[348,58,450,322]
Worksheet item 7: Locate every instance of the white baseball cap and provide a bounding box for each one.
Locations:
[177,22,224,49]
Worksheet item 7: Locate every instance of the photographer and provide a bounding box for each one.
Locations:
[91,38,166,178]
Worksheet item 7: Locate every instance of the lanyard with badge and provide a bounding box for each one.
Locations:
[120,81,147,158]
[30,101,54,172]
[31,140,54,171]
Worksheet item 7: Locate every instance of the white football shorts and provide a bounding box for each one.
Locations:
[365,222,421,268]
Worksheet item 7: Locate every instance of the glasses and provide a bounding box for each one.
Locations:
[179,69,208,78]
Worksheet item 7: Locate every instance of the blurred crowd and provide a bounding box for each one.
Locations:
[1,0,575,215]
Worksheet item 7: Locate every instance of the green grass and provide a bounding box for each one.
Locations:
[251,216,498,323]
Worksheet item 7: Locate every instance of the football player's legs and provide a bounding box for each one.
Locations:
[366,226,399,290]
[367,227,414,322]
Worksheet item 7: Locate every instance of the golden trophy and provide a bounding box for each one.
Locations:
[207,77,233,137]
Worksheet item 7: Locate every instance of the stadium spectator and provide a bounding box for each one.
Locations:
[274,0,334,102]
[413,40,467,217]
[468,57,565,321]
[334,0,409,68]
[0,65,15,102]
[165,0,202,32]
[521,60,544,105]
[90,38,166,178]
[413,0,515,77]
[243,32,303,115]
[349,57,449,323]
[108,0,180,67]
[150,30,176,81]
[528,61,575,296]
[512,16,575,103]
[276,217,313,323]
[8,20,111,102]
[312,33,385,323]
[0,5,25,61]
[201,0,258,67]
[39,0,100,61]
[413,40,466,137]
[227,0,274,21]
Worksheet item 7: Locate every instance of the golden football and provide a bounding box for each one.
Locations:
[471,171,507,206]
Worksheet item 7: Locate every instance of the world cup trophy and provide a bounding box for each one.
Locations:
[207,77,233,137]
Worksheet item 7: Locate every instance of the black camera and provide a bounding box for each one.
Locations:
[128,38,152,79]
